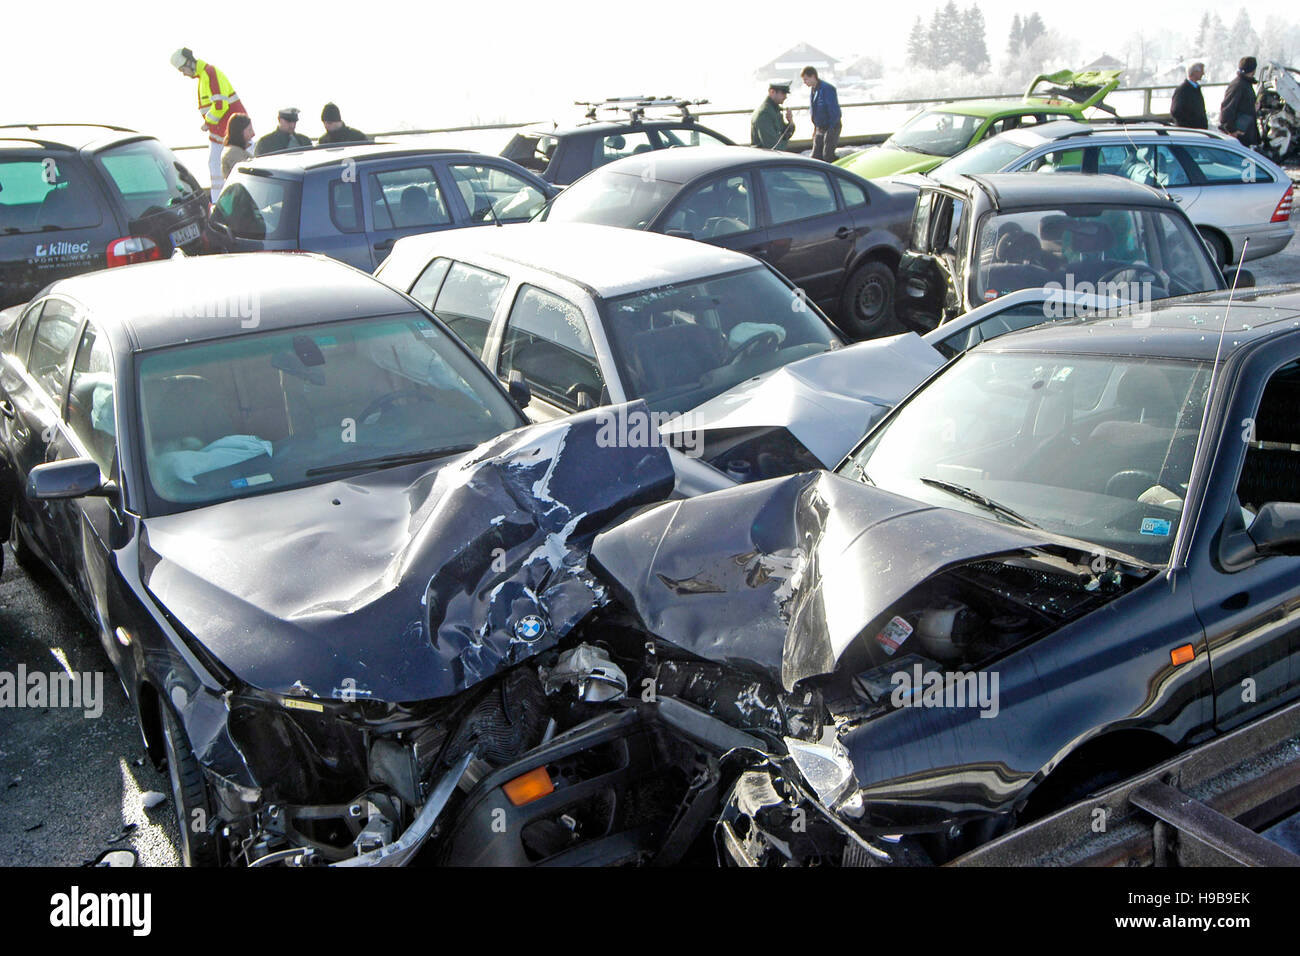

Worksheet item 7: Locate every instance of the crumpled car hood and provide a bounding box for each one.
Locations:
[590,470,1059,691]
[662,334,944,468]
[138,404,675,702]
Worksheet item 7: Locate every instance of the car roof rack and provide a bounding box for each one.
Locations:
[573,97,709,124]
[1056,123,1230,142]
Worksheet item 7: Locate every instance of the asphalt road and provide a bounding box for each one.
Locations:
[0,214,1296,869]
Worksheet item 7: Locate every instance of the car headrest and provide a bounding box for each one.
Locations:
[1039,215,1071,242]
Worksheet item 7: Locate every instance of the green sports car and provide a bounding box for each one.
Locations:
[836,69,1121,180]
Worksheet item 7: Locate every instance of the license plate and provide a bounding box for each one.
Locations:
[169,222,201,247]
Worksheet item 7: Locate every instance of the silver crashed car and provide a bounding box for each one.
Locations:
[929,121,1295,266]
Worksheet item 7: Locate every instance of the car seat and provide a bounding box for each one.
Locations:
[625,324,726,394]
[398,186,432,226]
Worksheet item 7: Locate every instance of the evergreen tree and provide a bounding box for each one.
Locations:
[1007,13,1024,61]
[927,9,944,70]
[962,4,990,73]
[907,16,928,67]
[1022,12,1047,50]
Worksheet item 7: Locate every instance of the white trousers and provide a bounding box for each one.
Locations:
[208,139,224,202]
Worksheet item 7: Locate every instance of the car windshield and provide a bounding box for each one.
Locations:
[973,205,1221,304]
[600,266,841,414]
[97,139,202,219]
[890,110,984,156]
[838,350,1212,565]
[543,169,678,228]
[935,136,1033,176]
[135,313,522,514]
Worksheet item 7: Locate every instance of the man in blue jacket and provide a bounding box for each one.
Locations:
[802,66,841,162]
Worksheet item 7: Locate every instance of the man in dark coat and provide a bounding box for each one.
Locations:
[751,81,796,149]
[255,108,312,156]
[1170,62,1208,129]
[1219,57,1260,146]
[318,103,369,145]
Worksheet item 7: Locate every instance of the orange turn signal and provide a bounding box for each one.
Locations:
[1170,644,1195,667]
[503,766,554,807]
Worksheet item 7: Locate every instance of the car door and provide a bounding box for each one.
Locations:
[896,189,965,330]
[5,296,81,570]
[1175,142,1277,231]
[362,163,456,268]
[657,171,767,255]
[442,161,550,226]
[411,258,511,360]
[1192,351,1300,731]
[753,165,854,307]
[495,284,608,421]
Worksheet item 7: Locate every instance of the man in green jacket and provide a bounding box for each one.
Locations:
[255,108,313,156]
[751,81,796,149]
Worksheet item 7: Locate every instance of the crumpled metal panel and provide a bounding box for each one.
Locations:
[138,403,675,702]
[591,471,1057,690]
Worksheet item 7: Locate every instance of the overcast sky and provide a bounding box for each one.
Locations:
[6,0,1297,154]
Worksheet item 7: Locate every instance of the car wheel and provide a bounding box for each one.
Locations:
[9,510,42,576]
[161,704,221,867]
[838,260,896,339]
[1198,228,1230,267]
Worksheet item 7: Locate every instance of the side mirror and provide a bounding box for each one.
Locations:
[27,458,106,500]
[507,370,532,409]
[1225,267,1256,289]
[1248,501,1300,555]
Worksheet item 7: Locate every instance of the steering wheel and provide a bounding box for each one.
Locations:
[1096,262,1169,292]
[360,389,438,423]
[1105,469,1160,498]
[727,331,781,365]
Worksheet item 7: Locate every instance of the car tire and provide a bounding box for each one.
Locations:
[838,260,896,339]
[9,511,42,576]
[161,704,221,867]
[1198,228,1230,267]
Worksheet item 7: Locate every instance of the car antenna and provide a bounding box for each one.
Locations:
[1167,235,1251,582]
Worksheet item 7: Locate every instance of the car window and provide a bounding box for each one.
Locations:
[1181,144,1273,185]
[28,298,80,400]
[663,174,756,238]
[1236,361,1300,515]
[836,176,869,208]
[67,324,116,473]
[892,110,983,157]
[759,167,837,225]
[498,285,604,411]
[369,167,450,230]
[408,257,452,310]
[656,128,731,149]
[501,133,558,174]
[97,139,202,219]
[1027,148,1085,173]
[593,131,657,169]
[931,196,965,254]
[0,157,101,233]
[1103,144,1191,188]
[543,169,678,229]
[932,301,1057,359]
[212,174,301,240]
[986,116,1024,137]
[910,191,935,251]
[433,262,509,357]
[13,300,44,364]
[447,163,546,223]
[329,179,363,233]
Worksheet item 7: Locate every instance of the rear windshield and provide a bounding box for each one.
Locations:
[97,139,203,219]
[0,157,102,233]
[212,174,301,240]
[501,133,559,175]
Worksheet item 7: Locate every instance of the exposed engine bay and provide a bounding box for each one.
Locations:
[1258,62,1300,165]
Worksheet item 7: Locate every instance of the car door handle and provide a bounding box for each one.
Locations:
[0,400,14,420]
[1171,194,1184,203]
[835,226,854,239]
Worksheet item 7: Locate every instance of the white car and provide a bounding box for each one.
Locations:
[930,121,1294,266]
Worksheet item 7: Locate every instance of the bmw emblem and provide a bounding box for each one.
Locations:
[513,614,546,642]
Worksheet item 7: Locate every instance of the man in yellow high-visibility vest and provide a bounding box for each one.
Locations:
[171,48,247,201]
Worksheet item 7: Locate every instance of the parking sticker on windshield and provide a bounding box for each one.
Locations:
[231,474,273,488]
[1140,517,1172,536]
[875,615,913,656]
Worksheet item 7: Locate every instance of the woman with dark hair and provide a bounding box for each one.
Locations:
[221,114,255,180]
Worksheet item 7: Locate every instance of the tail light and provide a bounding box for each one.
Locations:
[106,236,162,268]
[1271,184,1293,223]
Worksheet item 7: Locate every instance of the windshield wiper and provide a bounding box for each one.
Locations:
[305,444,477,477]
[919,477,1040,529]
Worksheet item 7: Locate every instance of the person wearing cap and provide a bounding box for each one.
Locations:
[171,48,247,201]
[255,108,313,157]
[318,103,369,145]
[802,66,842,162]
[1219,57,1260,147]
[751,81,796,149]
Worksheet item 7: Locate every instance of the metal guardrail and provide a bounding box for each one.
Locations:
[168,82,1231,156]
